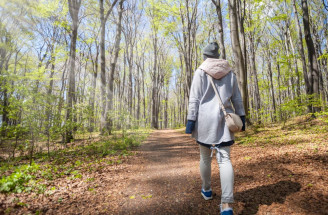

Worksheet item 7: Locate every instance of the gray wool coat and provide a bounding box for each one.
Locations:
[187,58,245,145]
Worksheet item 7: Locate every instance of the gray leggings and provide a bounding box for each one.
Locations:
[200,144,234,203]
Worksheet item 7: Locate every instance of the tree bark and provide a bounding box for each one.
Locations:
[105,0,124,134]
[283,25,296,101]
[267,53,276,122]
[46,45,56,157]
[292,0,311,112]
[66,0,82,143]
[89,43,99,132]
[228,0,248,119]
[287,28,301,98]
[99,0,119,133]
[302,0,320,113]
[0,30,12,135]
[211,0,226,59]
[248,34,261,122]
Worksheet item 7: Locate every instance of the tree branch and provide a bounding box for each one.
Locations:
[104,0,119,22]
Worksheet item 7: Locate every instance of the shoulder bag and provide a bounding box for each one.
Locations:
[208,75,243,133]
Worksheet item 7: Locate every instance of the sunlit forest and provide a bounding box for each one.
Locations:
[0,0,327,214]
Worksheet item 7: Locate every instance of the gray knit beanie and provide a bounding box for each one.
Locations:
[203,42,220,58]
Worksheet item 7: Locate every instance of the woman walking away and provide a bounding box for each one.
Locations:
[185,42,245,215]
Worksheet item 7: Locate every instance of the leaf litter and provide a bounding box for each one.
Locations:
[0,117,327,214]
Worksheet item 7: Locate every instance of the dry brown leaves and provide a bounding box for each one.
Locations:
[1,120,327,215]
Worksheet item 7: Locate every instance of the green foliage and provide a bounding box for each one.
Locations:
[314,111,328,124]
[281,97,305,116]
[318,52,328,60]
[0,162,39,193]
[269,14,288,21]
[280,94,322,119]
[0,129,149,194]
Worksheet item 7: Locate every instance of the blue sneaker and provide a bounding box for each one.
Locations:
[201,189,213,200]
[220,204,233,215]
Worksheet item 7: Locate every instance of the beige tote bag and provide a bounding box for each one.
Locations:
[209,75,243,133]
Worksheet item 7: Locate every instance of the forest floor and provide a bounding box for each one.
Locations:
[1,116,328,215]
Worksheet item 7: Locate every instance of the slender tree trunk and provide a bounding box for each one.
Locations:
[211,0,226,59]
[164,86,169,128]
[312,25,326,110]
[287,28,301,98]
[128,49,133,117]
[105,0,124,134]
[302,0,320,113]
[228,0,248,118]
[292,0,311,112]
[66,0,81,143]
[237,0,247,75]
[283,27,296,101]
[58,59,68,143]
[151,33,158,129]
[46,46,55,157]
[90,47,99,132]
[0,34,12,135]
[141,56,146,126]
[267,54,276,121]
[99,0,119,133]
[99,0,107,133]
[276,60,283,120]
[2,55,11,134]
[137,66,140,124]
[249,34,261,122]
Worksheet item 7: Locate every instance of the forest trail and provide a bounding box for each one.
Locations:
[114,129,328,215]
[118,129,202,214]
[1,127,327,215]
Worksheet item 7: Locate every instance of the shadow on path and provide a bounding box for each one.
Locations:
[236,180,301,215]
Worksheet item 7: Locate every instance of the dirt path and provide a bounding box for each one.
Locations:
[1,129,327,214]
[118,129,203,214]
[114,129,327,215]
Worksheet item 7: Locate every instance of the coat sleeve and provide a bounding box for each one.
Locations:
[231,72,246,116]
[187,69,204,121]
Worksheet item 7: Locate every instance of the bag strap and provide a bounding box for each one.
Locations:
[208,74,228,116]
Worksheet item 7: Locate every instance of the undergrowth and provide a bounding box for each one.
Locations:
[235,115,328,147]
[0,130,150,194]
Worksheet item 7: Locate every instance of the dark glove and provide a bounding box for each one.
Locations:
[240,115,246,131]
[185,120,196,134]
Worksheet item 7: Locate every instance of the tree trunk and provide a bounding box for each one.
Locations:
[164,86,169,128]
[136,66,140,125]
[90,45,99,132]
[128,50,133,117]
[249,34,261,122]
[99,0,119,134]
[99,0,107,133]
[142,56,146,126]
[302,0,320,113]
[211,0,226,59]
[287,28,301,98]
[267,54,276,122]
[228,0,248,118]
[105,0,124,134]
[46,46,56,157]
[283,26,296,101]
[312,24,326,110]
[236,0,247,75]
[292,0,311,112]
[0,32,12,135]
[66,0,81,143]
[151,32,158,129]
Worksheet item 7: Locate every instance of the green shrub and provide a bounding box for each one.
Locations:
[0,162,39,193]
[315,111,328,124]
